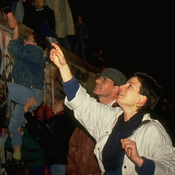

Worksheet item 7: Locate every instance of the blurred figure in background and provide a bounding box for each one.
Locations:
[24,97,76,175]
[0,0,17,28]
[5,126,46,175]
[22,0,55,32]
[6,23,48,172]
[70,14,89,61]
[91,48,107,71]
[46,0,74,52]
[9,0,24,23]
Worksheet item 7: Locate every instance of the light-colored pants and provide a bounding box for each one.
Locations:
[7,82,43,148]
[50,164,66,175]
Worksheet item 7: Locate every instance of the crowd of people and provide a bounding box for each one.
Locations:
[1,0,106,69]
[1,0,175,175]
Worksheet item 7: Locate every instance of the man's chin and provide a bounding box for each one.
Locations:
[93,89,100,95]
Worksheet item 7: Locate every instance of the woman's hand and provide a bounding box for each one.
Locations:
[121,138,144,167]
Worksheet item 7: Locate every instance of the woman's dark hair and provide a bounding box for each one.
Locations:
[32,31,49,50]
[136,72,163,113]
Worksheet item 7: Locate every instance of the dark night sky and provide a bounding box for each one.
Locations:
[68,1,174,97]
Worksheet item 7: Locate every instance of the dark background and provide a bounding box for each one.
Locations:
[68,1,174,97]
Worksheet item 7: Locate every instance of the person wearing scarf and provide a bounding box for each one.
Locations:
[48,43,175,175]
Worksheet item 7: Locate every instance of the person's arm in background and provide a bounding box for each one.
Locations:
[24,97,55,146]
[12,24,19,39]
[0,0,17,28]
[82,23,89,39]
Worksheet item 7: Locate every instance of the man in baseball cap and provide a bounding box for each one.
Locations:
[97,68,126,86]
[66,67,126,174]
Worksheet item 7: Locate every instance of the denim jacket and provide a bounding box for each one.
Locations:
[8,36,46,89]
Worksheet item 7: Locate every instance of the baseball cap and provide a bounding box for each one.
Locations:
[97,68,127,86]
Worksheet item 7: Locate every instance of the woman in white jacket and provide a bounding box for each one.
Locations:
[49,43,175,175]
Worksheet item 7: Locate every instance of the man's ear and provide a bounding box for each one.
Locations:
[137,95,147,107]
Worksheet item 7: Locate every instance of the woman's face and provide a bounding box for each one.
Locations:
[116,76,142,109]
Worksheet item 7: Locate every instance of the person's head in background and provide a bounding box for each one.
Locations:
[24,31,49,50]
[35,99,64,121]
[36,104,53,121]
[93,68,126,105]
[0,74,8,110]
[75,14,83,24]
[34,0,45,10]
[98,49,103,56]
[52,99,64,115]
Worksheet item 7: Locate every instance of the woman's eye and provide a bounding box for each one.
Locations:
[128,84,132,88]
